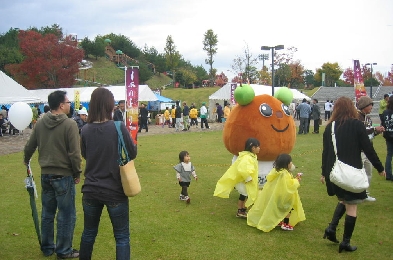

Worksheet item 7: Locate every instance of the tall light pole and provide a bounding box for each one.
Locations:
[261,45,284,96]
[365,62,377,98]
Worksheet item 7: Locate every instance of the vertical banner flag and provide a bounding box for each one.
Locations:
[230,83,237,105]
[125,67,139,144]
[74,90,80,112]
[354,60,367,101]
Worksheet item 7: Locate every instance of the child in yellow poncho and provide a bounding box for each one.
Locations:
[247,153,305,231]
[214,138,260,218]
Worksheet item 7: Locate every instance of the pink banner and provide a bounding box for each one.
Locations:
[125,67,139,144]
[230,83,237,105]
[354,60,367,101]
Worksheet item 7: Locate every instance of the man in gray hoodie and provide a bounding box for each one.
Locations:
[24,90,81,259]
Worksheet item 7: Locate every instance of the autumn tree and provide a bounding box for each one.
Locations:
[164,35,181,86]
[6,30,84,89]
[202,29,218,85]
[288,62,304,88]
[343,67,354,86]
[259,66,271,85]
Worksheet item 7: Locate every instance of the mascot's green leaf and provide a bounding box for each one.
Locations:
[234,84,255,105]
[274,87,293,105]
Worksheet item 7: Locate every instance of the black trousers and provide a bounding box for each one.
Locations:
[313,119,320,133]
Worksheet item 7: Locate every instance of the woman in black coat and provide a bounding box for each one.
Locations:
[381,95,393,181]
[321,96,385,253]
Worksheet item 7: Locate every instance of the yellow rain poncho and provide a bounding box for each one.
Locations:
[213,151,258,207]
[247,168,305,232]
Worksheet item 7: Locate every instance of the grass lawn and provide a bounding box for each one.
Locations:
[1,127,392,259]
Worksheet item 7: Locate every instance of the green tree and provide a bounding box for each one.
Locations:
[164,35,181,86]
[304,70,315,88]
[194,65,208,86]
[90,36,105,60]
[177,67,197,88]
[202,29,218,84]
[80,37,93,58]
[0,28,23,72]
[314,62,343,87]
[274,63,291,87]
[104,33,141,58]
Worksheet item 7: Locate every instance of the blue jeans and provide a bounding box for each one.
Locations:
[385,140,393,180]
[41,175,76,257]
[79,199,130,260]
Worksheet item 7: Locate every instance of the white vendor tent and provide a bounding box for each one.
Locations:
[207,83,311,119]
[29,85,158,103]
[0,70,41,104]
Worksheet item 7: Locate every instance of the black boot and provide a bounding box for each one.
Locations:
[339,215,357,253]
[323,202,345,243]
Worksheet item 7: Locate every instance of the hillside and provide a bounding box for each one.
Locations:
[76,57,172,88]
[161,87,220,107]
[75,57,219,105]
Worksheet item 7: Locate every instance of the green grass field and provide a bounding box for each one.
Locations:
[1,127,392,259]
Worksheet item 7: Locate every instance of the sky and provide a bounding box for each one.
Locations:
[1,0,393,80]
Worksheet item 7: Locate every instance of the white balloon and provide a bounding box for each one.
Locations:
[8,102,33,131]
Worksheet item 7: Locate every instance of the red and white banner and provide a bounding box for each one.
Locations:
[354,60,367,101]
[125,67,139,144]
[230,83,237,105]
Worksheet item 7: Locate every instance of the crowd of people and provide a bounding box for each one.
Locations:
[10,89,392,258]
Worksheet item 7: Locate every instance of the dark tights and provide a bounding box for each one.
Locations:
[181,186,188,196]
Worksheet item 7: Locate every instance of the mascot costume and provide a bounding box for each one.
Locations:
[214,84,305,230]
[223,84,296,187]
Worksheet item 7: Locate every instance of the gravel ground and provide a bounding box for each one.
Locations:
[0,122,225,156]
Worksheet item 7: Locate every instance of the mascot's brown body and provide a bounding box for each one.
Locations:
[223,90,297,186]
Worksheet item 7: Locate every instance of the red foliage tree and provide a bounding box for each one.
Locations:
[343,67,354,85]
[7,30,84,89]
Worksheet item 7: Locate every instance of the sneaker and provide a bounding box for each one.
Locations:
[184,196,190,203]
[277,221,283,227]
[179,194,185,200]
[57,249,79,259]
[281,223,294,231]
[236,209,247,218]
[365,195,376,202]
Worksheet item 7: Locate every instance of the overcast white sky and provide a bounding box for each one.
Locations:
[1,0,392,79]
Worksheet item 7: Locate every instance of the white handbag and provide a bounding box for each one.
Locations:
[329,121,369,193]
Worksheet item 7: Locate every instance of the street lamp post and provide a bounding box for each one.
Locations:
[261,45,284,96]
[365,62,377,98]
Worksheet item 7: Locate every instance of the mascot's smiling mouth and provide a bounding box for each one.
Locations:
[271,124,289,132]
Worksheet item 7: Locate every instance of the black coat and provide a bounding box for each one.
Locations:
[322,119,384,200]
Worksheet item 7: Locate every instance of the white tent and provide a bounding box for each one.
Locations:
[207,83,311,119]
[29,85,158,103]
[0,70,41,104]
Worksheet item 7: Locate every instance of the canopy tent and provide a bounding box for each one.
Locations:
[147,93,174,111]
[154,93,172,102]
[29,85,158,103]
[0,71,41,104]
[207,83,311,119]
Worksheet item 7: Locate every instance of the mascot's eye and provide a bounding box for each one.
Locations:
[259,103,273,117]
[281,104,290,116]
